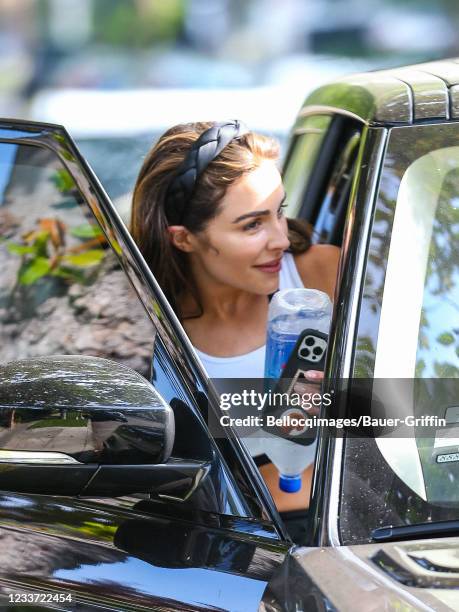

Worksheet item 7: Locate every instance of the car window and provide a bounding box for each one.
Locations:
[282,115,332,218]
[342,122,459,544]
[0,141,154,379]
[282,114,362,246]
[374,154,459,379]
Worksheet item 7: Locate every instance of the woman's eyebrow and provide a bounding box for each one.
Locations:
[232,192,287,224]
[232,209,269,223]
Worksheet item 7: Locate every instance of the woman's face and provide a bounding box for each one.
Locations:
[188,159,290,295]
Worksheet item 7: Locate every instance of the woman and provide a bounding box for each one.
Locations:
[131,120,340,512]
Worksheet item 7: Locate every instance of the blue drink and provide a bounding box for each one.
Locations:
[264,318,301,379]
[264,289,332,380]
[262,288,333,493]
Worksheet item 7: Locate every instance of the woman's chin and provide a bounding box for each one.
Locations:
[253,273,280,295]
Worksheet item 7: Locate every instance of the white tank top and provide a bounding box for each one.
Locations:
[194,251,304,379]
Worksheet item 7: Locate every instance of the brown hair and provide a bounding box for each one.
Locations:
[131,121,311,319]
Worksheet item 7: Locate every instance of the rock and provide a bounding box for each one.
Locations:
[0,252,154,379]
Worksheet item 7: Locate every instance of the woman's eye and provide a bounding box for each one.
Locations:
[243,219,262,231]
[277,203,287,218]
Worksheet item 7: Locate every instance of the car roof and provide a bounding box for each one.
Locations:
[298,57,459,126]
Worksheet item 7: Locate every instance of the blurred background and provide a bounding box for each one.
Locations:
[1,0,458,214]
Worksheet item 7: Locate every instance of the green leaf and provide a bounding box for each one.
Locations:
[436,332,455,346]
[434,362,459,378]
[357,336,375,353]
[33,231,50,257]
[110,239,122,255]
[70,224,103,239]
[7,243,35,255]
[18,257,52,285]
[51,169,75,193]
[153,302,162,318]
[51,266,87,283]
[63,250,105,267]
[415,359,426,377]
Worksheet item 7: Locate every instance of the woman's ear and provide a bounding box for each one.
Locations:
[167,225,195,253]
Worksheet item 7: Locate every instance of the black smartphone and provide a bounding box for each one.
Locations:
[275,329,328,395]
[260,330,328,444]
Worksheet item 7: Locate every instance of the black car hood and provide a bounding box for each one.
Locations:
[0,492,288,611]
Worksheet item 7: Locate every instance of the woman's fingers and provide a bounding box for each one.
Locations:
[290,370,325,415]
[302,370,324,381]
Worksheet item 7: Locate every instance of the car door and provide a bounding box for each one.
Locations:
[0,121,291,611]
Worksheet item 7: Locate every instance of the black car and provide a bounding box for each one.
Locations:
[1,56,459,610]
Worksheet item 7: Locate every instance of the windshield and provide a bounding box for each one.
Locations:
[341,123,459,544]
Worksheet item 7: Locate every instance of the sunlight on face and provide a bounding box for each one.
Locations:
[190,160,290,295]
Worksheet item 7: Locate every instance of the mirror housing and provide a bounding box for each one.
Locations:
[0,355,175,496]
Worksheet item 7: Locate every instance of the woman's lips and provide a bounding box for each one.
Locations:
[254,258,282,273]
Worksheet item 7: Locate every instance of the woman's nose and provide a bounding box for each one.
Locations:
[268,219,290,251]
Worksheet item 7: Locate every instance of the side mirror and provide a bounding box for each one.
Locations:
[0,355,175,496]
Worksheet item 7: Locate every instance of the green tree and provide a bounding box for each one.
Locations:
[93,0,185,48]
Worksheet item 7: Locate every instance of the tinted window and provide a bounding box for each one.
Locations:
[0,142,154,378]
[282,115,332,219]
[282,114,362,246]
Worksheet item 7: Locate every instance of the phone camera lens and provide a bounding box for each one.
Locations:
[313,347,322,356]
[299,348,310,359]
[305,337,315,347]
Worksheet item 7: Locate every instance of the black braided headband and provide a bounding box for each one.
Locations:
[165,119,249,225]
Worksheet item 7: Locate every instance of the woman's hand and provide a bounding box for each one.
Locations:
[302,370,324,382]
[292,370,324,416]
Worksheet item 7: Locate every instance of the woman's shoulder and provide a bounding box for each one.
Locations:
[295,244,341,267]
[293,244,341,299]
